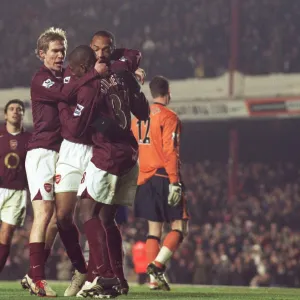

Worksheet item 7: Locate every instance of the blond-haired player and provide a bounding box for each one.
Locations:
[24,27,104,297]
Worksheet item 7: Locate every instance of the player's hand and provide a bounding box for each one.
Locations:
[135,68,146,85]
[94,61,109,75]
[168,183,182,206]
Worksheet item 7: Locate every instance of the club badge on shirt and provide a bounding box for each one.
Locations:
[10,140,18,150]
[42,79,55,89]
[74,104,84,116]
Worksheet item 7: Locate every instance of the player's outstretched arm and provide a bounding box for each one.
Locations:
[32,68,100,103]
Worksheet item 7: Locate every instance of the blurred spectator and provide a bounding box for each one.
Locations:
[2,0,300,88]
[2,160,300,287]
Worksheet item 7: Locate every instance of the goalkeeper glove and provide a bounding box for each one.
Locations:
[168,183,182,207]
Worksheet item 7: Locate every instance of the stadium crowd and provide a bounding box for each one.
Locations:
[1,0,300,88]
[2,160,300,287]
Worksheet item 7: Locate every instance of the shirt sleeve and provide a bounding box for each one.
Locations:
[130,92,150,121]
[111,48,141,72]
[31,74,66,103]
[32,69,99,103]
[58,86,97,138]
[162,113,181,183]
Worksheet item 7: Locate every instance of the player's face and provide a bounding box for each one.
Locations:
[70,57,96,78]
[5,104,24,126]
[70,64,88,78]
[40,40,66,72]
[90,36,113,63]
[69,65,82,78]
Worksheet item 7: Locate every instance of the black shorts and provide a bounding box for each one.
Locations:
[115,206,128,225]
[134,175,189,223]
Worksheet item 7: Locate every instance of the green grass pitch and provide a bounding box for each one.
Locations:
[0,281,299,299]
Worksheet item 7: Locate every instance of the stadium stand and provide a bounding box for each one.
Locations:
[1,0,300,88]
[1,0,300,288]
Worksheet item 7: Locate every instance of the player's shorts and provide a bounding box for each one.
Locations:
[55,139,92,193]
[26,148,58,201]
[78,161,139,206]
[115,206,128,225]
[0,188,27,226]
[134,174,189,223]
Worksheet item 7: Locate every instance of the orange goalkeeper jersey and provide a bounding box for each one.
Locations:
[131,103,181,185]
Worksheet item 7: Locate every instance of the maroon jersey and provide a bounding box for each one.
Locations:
[110,48,141,73]
[58,49,141,146]
[58,67,91,145]
[64,72,149,176]
[0,126,31,190]
[28,65,99,152]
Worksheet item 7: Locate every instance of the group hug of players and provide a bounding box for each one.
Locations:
[0,27,189,298]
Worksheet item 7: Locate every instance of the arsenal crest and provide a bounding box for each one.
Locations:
[44,183,52,193]
[55,174,61,184]
[10,140,18,150]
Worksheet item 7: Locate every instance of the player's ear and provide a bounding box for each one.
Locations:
[81,64,87,73]
[39,50,45,60]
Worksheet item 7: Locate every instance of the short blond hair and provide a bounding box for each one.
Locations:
[35,27,67,59]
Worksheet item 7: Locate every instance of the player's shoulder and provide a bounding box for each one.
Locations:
[0,126,7,137]
[22,129,32,138]
[63,66,73,84]
[31,66,62,87]
[152,103,178,120]
[77,80,98,99]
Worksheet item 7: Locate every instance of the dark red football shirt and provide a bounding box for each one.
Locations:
[110,48,141,73]
[58,49,142,146]
[58,67,92,145]
[63,72,149,176]
[28,65,99,152]
[0,126,31,190]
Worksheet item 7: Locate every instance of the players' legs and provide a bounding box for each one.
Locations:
[26,209,58,282]
[87,219,114,281]
[147,221,163,264]
[30,200,54,283]
[81,197,105,275]
[147,220,187,291]
[0,222,16,272]
[153,219,187,268]
[100,205,125,280]
[55,192,87,275]
[55,192,77,229]
[45,209,58,251]
[146,221,163,288]
[25,149,58,296]
[0,188,26,273]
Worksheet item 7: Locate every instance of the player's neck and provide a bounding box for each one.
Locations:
[153,97,167,106]
[6,123,21,134]
[52,69,62,78]
[44,65,62,78]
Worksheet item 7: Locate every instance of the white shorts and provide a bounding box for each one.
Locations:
[78,161,139,206]
[26,148,58,201]
[0,188,27,226]
[55,139,92,193]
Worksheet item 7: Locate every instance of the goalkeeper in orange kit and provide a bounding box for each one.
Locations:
[132,75,189,291]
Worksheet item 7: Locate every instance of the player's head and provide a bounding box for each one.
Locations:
[4,99,25,126]
[90,30,115,63]
[149,76,171,105]
[36,27,67,73]
[68,45,97,78]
